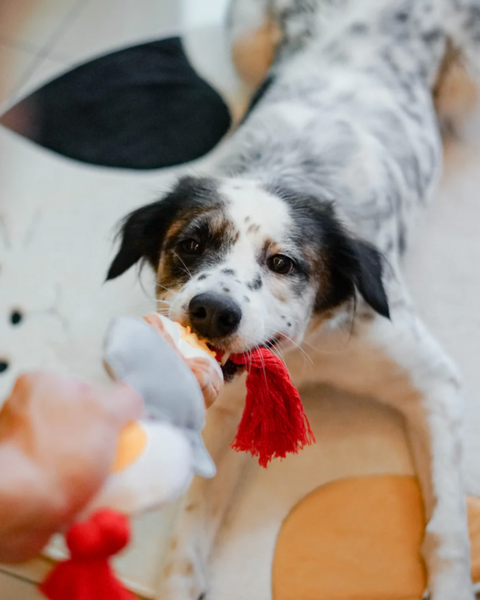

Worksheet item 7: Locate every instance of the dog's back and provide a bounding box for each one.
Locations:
[221,0,478,260]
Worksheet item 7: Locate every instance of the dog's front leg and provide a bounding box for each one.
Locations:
[299,275,474,599]
[157,380,249,600]
[403,381,473,600]
[345,304,474,600]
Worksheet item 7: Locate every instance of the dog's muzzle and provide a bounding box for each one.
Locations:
[188,292,242,339]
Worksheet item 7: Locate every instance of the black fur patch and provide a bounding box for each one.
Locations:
[395,11,409,22]
[106,175,221,280]
[266,184,390,319]
[422,29,442,45]
[222,360,241,382]
[247,275,263,291]
[349,22,369,35]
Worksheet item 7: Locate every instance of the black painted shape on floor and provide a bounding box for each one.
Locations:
[0,38,231,170]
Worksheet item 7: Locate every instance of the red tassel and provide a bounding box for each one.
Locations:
[39,509,135,600]
[229,347,315,468]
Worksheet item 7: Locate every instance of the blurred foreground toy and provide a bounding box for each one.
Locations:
[40,314,222,600]
[40,312,314,600]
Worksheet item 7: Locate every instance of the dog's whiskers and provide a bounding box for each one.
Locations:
[264,326,314,366]
[281,334,313,365]
[155,282,176,296]
[174,252,193,279]
[301,299,357,355]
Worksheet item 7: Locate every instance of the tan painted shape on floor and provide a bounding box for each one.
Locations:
[273,476,480,600]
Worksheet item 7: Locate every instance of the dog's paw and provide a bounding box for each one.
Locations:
[427,591,475,600]
[426,568,475,600]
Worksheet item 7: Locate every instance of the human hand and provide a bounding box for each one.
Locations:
[142,313,223,407]
[0,371,142,563]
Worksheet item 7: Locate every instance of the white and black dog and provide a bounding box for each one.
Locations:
[107,0,480,598]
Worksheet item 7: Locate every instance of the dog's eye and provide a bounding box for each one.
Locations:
[267,254,294,275]
[179,238,202,255]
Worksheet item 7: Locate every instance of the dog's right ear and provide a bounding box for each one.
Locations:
[106,200,174,281]
[106,175,219,281]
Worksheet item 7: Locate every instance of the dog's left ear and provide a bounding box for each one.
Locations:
[106,200,171,280]
[348,239,390,319]
[106,175,217,281]
[267,185,390,319]
[323,233,390,319]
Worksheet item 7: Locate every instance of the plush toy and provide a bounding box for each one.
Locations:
[40,314,223,600]
[85,314,222,515]
[228,348,315,467]
[35,312,314,599]
[107,312,315,471]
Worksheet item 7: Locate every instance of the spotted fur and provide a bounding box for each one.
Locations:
[109,176,387,355]
[107,1,480,598]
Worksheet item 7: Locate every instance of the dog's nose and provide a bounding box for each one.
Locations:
[0,359,9,374]
[189,293,242,338]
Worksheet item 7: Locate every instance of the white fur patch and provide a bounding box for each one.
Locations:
[168,180,315,353]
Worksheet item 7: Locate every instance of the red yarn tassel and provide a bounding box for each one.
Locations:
[230,347,315,468]
[39,509,135,600]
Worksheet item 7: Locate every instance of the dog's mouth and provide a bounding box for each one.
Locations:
[207,337,280,383]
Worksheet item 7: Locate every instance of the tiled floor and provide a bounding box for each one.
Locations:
[0,0,188,111]
[0,1,231,597]
[0,0,237,113]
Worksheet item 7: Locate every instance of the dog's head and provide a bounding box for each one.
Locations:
[107,176,389,376]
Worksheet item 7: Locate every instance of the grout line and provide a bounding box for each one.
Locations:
[6,0,91,105]
[0,566,35,586]
[0,35,66,62]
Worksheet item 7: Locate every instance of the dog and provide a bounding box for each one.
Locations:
[106,0,480,598]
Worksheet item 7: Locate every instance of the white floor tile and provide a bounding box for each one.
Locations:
[50,0,181,68]
[0,0,81,54]
[181,0,230,31]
